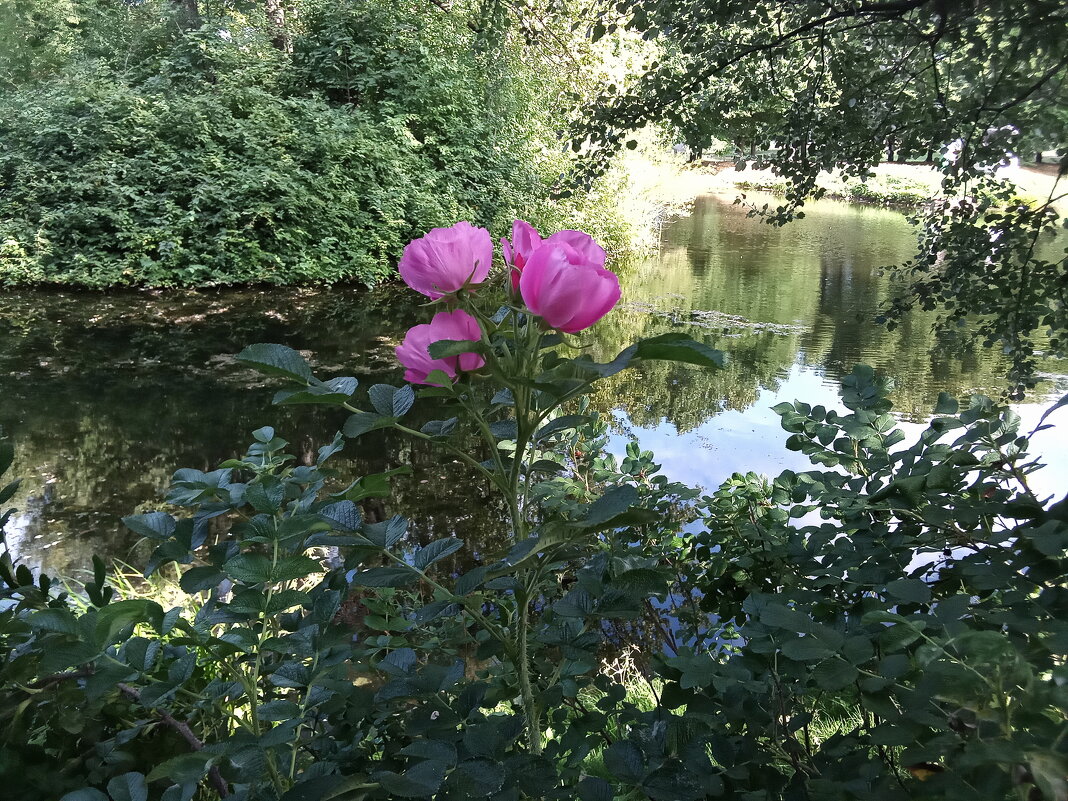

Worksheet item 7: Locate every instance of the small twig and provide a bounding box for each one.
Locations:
[117,683,230,797]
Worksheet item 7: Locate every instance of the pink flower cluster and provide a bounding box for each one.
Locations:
[395,220,621,385]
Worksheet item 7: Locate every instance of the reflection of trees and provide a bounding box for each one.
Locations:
[0,286,502,576]
[588,332,799,432]
[604,194,1052,429]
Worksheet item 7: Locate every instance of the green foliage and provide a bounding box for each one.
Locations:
[0,0,633,287]
[571,0,1068,390]
[1,361,1066,799]
[665,366,1068,800]
[0,79,475,287]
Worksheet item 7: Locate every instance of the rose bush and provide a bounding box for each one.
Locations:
[1,219,1064,801]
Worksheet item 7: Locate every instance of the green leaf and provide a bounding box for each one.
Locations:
[604,740,645,784]
[122,512,176,541]
[420,418,458,437]
[147,754,210,785]
[350,567,419,587]
[577,777,613,801]
[399,740,458,766]
[1027,752,1068,801]
[634,333,726,369]
[179,568,225,593]
[29,607,79,635]
[237,344,313,383]
[274,376,357,406]
[96,600,163,647]
[106,772,149,801]
[813,658,859,690]
[414,538,464,570]
[612,568,669,597]
[489,419,518,440]
[362,515,408,547]
[60,791,110,801]
[534,414,588,442]
[428,339,484,359]
[343,411,391,438]
[450,759,506,797]
[574,485,639,529]
[373,760,448,798]
[245,477,284,514]
[272,556,321,582]
[886,579,931,604]
[781,635,836,661]
[369,384,415,418]
[224,553,272,584]
[934,392,959,415]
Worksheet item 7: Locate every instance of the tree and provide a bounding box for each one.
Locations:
[572,0,1068,394]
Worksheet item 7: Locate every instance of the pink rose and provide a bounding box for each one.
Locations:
[399,221,493,299]
[501,219,542,290]
[501,223,608,292]
[395,309,486,385]
[519,241,621,333]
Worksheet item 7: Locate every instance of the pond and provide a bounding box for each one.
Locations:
[2,193,1066,578]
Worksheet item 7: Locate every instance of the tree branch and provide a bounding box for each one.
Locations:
[117,683,230,798]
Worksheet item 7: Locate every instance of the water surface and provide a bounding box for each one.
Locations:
[2,194,1065,576]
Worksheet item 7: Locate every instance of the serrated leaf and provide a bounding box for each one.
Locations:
[363,515,407,547]
[237,344,314,383]
[106,772,148,801]
[633,333,726,369]
[224,553,272,584]
[534,414,588,441]
[781,635,836,661]
[373,760,448,798]
[886,579,931,604]
[274,376,357,406]
[813,658,859,690]
[420,417,459,437]
[60,790,110,801]
[272,556,321,582]
[399,740,458,766]
[414,538,464,570]
[489,419,518,440]
[179,566,225,593]
[122,512,176,541]
[343,411,391,438]
[369,384,415,418]
[604,740,645,784]
[320,500,362,532]
[612,568,669,597]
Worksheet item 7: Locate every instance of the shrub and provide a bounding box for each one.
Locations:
[0,81,482,287]
[0,222,1064,800]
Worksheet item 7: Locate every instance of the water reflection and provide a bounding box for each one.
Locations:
[1,194,1065,575]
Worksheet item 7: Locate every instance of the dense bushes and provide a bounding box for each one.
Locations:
[0,81,478,287]
[0,0,619,288]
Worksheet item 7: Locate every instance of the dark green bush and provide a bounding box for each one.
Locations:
[0,0,608,288]
[0,80,491,287]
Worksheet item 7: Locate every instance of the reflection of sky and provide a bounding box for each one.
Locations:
[610,363,1068,501]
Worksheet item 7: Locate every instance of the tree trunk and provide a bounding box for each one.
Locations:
[265,0,289,51]
[173,0,200,29]
[1036,151,1044,164]
[886,137,895,163]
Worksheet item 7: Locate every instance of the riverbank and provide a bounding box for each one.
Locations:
[622,150,1066,236]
